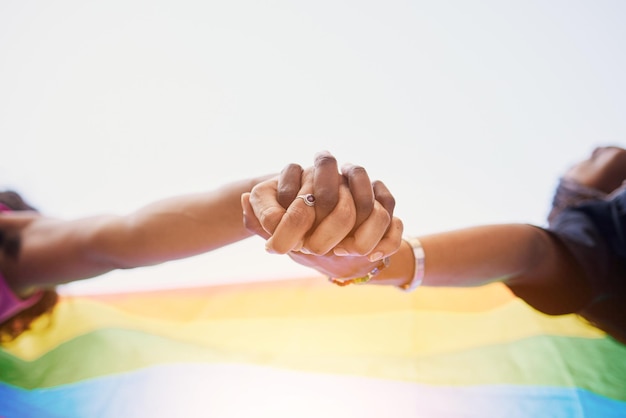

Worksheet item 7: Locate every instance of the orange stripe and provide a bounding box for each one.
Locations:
[70,277,517,320]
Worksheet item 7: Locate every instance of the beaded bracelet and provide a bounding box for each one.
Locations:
[328,256,390,287]
[400,237,425,292]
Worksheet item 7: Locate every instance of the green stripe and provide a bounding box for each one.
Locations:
[0,329,224,389]
[1,329,624,401]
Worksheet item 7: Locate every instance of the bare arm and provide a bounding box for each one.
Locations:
[274,222,590,316]
[0,175,272,289]
[372,224,591,315]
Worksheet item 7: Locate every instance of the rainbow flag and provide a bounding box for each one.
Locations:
[1,277,625,417]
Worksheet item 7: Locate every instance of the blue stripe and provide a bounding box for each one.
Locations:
[1,363,625,418]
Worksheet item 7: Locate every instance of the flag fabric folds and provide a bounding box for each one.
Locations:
[1,277,625,418]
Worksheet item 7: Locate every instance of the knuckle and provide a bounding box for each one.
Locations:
[351,241,371,256]
[304,242,328,256]
[314,153,338,168]
[288,205,315,229]
[355,197,374,214]
[392,217,404,236]
[315,197,338,214]
[334,200,356,222]
[374,206,392,224]
[281,163,303,174]
[277,183,299,202]
[345,164,367,178]
[257,207,283,233]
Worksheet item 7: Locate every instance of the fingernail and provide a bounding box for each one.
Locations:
[299,247,311,254]
[333,248,349,256]
[368,252,384,262]
[265,244,276,254]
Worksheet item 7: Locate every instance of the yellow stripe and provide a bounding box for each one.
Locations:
[6,281,602,361]
[67,277,516,319]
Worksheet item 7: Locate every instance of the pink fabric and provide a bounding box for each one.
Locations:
[0,203,44,323]
[0,274,43,323]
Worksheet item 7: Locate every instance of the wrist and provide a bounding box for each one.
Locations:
[328,257,391,286]
[368,239,418,287]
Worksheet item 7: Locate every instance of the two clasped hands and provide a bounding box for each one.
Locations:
[241,151,412,288]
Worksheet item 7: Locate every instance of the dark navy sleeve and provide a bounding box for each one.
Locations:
[547,190,626,343]
[547,208,611,298]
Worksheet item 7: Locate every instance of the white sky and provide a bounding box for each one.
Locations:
[1,0,626,293]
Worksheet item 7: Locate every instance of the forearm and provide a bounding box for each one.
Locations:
[370,223,590,314]
[372,224,559,289]
[110,176,271,265]
[7,175,274,288]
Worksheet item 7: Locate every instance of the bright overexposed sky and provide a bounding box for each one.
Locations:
[2,0,625,293]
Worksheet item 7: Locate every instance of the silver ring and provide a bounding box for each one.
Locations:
[296,194,316,207]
